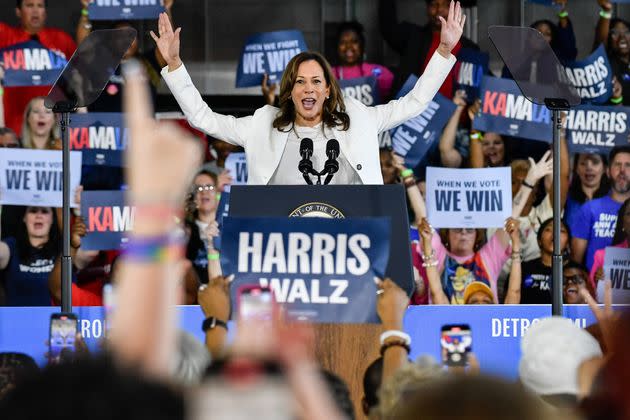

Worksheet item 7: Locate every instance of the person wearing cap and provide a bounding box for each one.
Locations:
[519,317,603,409]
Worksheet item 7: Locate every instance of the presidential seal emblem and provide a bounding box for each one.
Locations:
[289,202,345,218]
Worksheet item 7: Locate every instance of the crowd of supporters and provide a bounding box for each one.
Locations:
[0,0,629,418]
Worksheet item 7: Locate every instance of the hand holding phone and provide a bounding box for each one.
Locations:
[49,313,78,364]
[440,324,472,367]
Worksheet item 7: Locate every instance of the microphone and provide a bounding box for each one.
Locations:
[298,138,315,185]
[323,139,340,185]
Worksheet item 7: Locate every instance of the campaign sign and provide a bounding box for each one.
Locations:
[236,30,307,88]
[390,75,457,167]
[0,149,82,207]
[220,216,390,323]
[70,113,127,166]
[564,104,630,155]
[339,76,381,106]
[0,40,68,87]
[88,0,165,20]
[455,48,489,102]
[225,153,248,185]
[563,45,612,104]
[602,247,630,304]
[473,76,552,142]
[0,305,617,377]
[81,190,132,251]
[525,0,561,6]
[426,166,512,228]
[213,190,231,251]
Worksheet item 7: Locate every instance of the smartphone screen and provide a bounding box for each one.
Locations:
[49,313,78,363]
[440,324,472,366]
[238,286,274,321]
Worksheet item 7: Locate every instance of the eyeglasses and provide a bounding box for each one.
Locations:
[611,29,630,38]
[194,184,216,193]
[451,228,475,234]
[563,274,585,285]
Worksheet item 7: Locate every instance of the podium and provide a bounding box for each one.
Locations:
[229,185,411,418]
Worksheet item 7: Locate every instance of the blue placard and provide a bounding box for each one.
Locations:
[563,45,613,105]
[390,75,457,167]
[455,48,489,102]
[87,0,165,21]
[0,40,68,87]
[235,30,308,88]
[526,0,562,6]
[220,216,390,323]
[1,305,620,376]
[70,113,127,167]
[81,190,132,251]
[339,76,381,106]
[213,190,231,251]
[565,104,630,155]
[473,76,552,142]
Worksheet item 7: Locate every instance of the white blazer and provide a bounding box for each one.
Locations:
[161,51,456,185]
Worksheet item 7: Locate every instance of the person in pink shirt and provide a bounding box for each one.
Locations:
[331,21,394,102]
[590,197,630,291]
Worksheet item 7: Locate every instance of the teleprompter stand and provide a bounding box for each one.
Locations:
[45,28,136,312]
[489,26,581,316]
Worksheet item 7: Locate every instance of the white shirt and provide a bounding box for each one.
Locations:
[269,123,361,185]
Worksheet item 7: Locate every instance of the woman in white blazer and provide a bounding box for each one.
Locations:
[151,1,466,185]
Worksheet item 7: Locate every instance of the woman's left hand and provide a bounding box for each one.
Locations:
[438,1,466,57]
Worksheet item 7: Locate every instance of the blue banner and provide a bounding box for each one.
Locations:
[565,104,630,155]
[235,30,308,88]
[339,76,381,106]
[563,45,612,104]
[70,113,127,167]
[473,76,551,142]
[87,0,165,20]
[526,0,562,6]
[81,190,132,251]
[1,305,620,378]
[455,48,489,102]
[0,40,68,87]
[220,216,390,323]
[390,75,457,167]
[213,190,231,251]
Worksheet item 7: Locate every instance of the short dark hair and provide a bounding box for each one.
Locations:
[536,217,572,245]
[609,145,630,165]
[336,21,366,52]
[0,356,184,419]
[16,0,48,7]
[320,370,355,420]
[0,353,39,401]
[362,357,383,409]
[563,259,588,274]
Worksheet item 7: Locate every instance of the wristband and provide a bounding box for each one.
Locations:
[380,330,411,346]
[558,10,568,18]
[380,340,410,356]
[521,180,535,189]
[0,87,4,96]
[611,96,623,104]
[122,234,184,262]
[81,8,89,16]
[207,252,220,261]
[600,9,612,19]
[400,168,414,178]
[201,317,228,332]
[470,132,482,140]
[422,259,438,268]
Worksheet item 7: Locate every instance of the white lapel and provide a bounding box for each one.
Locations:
[265,127,290,184]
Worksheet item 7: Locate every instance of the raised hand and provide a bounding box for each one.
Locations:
[150,12,182,71]
[504,217,520,245]
[526,150,553,184]
[597,0,613,12]
[71,216,87,249]
[438,1,466,57]
[453,89,467,108]
[419,217,433,243]
[375,277,409,330]
[261,73,278,106]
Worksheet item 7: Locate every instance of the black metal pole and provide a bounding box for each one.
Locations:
[60,112,72,313]
[551,109,563,316]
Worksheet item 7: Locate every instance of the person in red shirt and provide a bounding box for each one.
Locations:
[0,0,77,134]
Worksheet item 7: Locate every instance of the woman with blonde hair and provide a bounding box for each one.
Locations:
[20,96,61,150]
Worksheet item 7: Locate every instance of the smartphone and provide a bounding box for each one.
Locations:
[237,285,274,321]
[49,313,78,363]
[440,324,472,367]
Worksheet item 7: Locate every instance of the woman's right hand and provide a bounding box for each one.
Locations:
[419,217,433,243]
[467,98,481,121]
[150,12,182,71]
[526,150,553,184]
[597,0,613,12]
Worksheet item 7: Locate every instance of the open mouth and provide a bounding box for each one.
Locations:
[302,98,316,111]
[34,222,44,229]
[565,286,578,296]
[619,39,629,49]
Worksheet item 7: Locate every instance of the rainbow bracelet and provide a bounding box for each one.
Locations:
[123,234,184,263]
